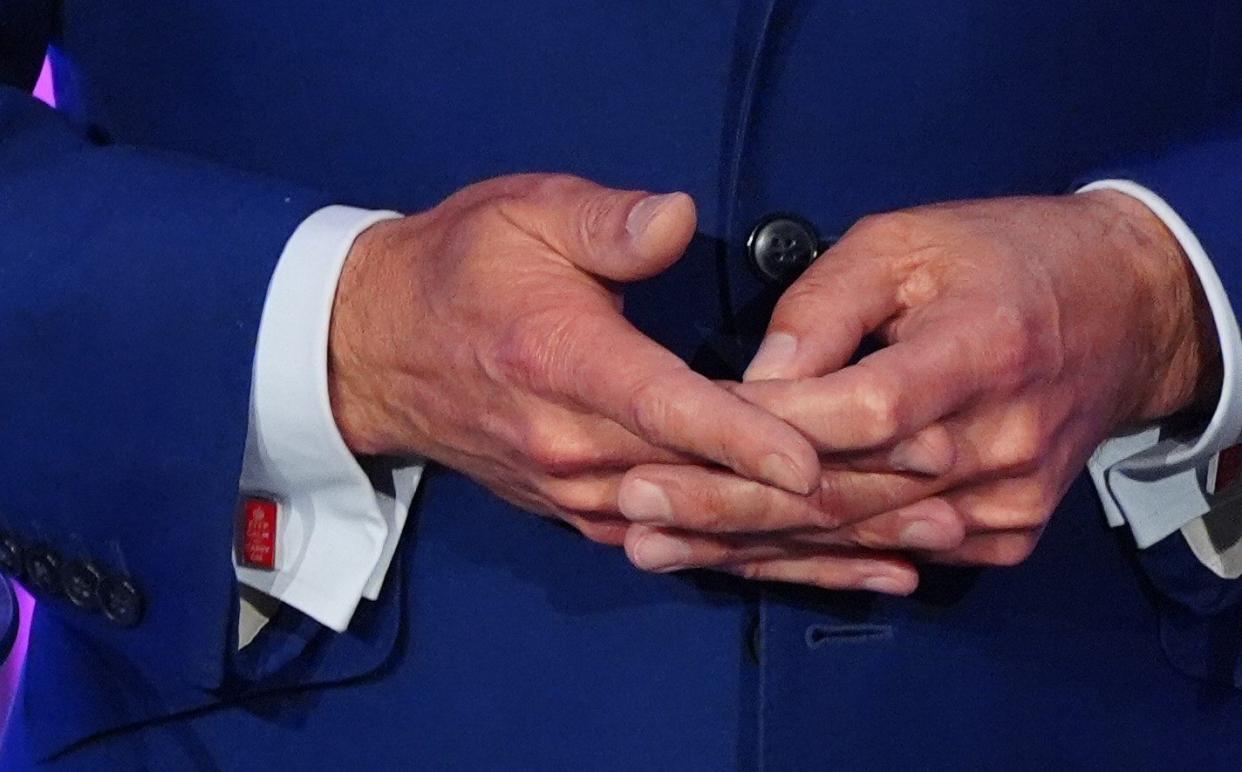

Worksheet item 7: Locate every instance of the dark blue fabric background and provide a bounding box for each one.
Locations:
[2,1,1242,769]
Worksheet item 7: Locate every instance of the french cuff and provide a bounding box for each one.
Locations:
[1080,181,1242,560]
[237,205,424,633]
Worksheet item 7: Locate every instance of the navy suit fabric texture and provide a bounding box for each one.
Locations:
[2,1,1242,769]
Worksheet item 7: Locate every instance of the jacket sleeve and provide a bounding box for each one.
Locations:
[0,8,346,752]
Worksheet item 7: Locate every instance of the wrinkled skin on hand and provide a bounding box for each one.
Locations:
[326,174,822,551]
[616,190,1217,592]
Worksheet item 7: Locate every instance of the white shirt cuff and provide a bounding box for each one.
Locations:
[1079,180,1242,556]
[236,205,424,632]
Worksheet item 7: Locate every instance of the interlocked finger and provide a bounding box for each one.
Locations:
[734,322,987,453]
[617,463,952,534]
[624,524,919,594]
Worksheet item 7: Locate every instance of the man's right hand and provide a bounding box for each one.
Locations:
[326,174,821,546]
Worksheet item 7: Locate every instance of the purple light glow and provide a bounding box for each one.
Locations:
[0,585,34,737]
[33,57,54,105]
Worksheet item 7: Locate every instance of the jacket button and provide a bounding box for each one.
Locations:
[99,576,143,627]
[25,546,63,596]
[747,214,822,284]
[0,533,24,578]
[61,560,102,611]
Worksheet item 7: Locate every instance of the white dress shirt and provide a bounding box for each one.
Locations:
[241,185,1242,634]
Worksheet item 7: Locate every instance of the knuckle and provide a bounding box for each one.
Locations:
[969,481,1055,530]
[492,331,546,389]
[987,533,1039,567]
[574,192,624,246]
[856,375,903,446]
[974,503,1043,531]
[987,408,1047,469]
[519,424,591,477]
[911,425,957,474]
[492,311,574,390]
[549,482,613,516]
[985,313,1036,383]
[1010,480,1059,522]
[573,517,627,547]
[1023,496,1059,532]
[627,372,682,442]
[809,477,854,527]
[893,263,943,308]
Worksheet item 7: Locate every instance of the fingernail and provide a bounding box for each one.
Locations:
[862,575,913,595]
[632,532,694,572]
[626,193,679,239]
[760,452,815,495]
[744,332,798,382]
[888,438,947,476]
[899,521,956,550]
[618,479,674,523]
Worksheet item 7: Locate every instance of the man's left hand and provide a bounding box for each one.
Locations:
[616,191,1217,590]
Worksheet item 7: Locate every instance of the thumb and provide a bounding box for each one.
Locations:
[615,192,697,280]
[555,186,697,282]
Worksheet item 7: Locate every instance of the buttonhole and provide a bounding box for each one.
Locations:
[805,623,894,649]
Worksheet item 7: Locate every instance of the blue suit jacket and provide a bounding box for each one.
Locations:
[3,1,1242,769]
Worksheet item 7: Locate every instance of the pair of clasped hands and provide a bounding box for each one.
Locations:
[328,173,1212,594]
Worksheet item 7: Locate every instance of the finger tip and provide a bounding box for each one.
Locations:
[744,332,799,383]
[944,519,967,548]
[617,477,675,524]
[759,450,820,495]
[628,191,697,264]
[862,571,919,596]
[585,521,630,548]
[740,363,771,383]
[625,527,693,573]
[622,524,657,564]
[792,444,824,494]
[661,191,697,230]
[622,523,649,552]
[929,499,966,540]
[890,426,957,477]
[897,499,967,551]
